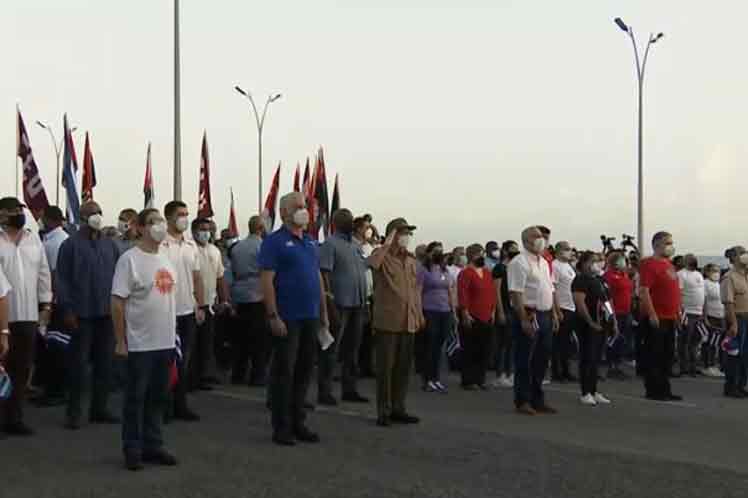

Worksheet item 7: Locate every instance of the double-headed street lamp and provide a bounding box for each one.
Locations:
[36,120,77,207]
[614,17,664,256]
[235,86,282,213]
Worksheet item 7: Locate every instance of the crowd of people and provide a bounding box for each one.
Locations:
[0,193,746,471]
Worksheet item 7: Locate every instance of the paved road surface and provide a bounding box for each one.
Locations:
[4,368,747,498]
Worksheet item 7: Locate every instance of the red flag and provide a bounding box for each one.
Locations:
[16,106,50,221]
[293,163,301,192]
[197,131,214,218]
[228,188,239,237]
[302,157,311,197]
[330,173,340,216]
[81,132,97,203]
[143,143,155,209]
[314,147,330,238]
[262,162,281,230]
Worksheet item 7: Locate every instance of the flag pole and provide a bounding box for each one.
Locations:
[173,0,182,201]
[15,104,20,197]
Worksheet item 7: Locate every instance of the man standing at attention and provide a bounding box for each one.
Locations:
[56,201,122,429]
[318,209,370,405]
[721,246,748,398]
[508,226,559,416]
[0,197,52,436]
[259,192,329,446]
[639,231,683,402]
[551,241,577,383]
[368,218,424,427]
[112,208,179,471]
[676,254,705,377]
[162,201,205,421]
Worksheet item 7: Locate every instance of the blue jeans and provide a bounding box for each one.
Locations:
[422,311,453,383]
[726,315,748,392]
[67,317,115,420]
[122,349,171,455]
[513,310,552,408]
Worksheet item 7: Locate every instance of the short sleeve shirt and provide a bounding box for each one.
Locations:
[162,234,201,316]
[0,264,11,298]
[721,268,748,314]
[492,263,510,312]
[42,226,69,272]
[572,274,609,322]
[639,257,681,320]
[319,233,368,309]
[370,248,421,333]
[552,260,576,312]
[196,243,224,306]
[677,269,705,316]
[258,226,321,321]
[507,250,554,312]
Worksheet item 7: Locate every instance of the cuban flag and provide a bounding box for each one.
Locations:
[62,114,80,225]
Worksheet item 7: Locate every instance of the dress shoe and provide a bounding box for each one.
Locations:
[143,449,178,466]
[294,426,320,443]
[317,393,338,406]
[376,416,391,427]
[534,404,558,414]
[3,422,34,436]
[342,392,369,403]
[124,452,144,471]
[174,409,200,422]
[198,383,214,391]
[272,431,296,446]
[645,394,669,401]
[390,412,420,424]
[90,411,121,424]
[666,394,683,402]
[725,389,746,399]
[515,403,536,416]
[304,401,316,411]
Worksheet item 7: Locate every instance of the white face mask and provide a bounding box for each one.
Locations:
[149,222,168,243]
[559,250,572,261]
[195,231,211,244]
[663,244,675,258]
[398,234,412,249]
[491,250,501,260]
[614,258,626,270]
[709,273,721,282]
[292,208,310,228]
[533,238,547,254]
[458,255,468,266]
[591,262,604,275]
[87,214,104,232]
[175,216,189,233]
[117,220,129,233]
[740,253,748,266]
[364,228,373,240]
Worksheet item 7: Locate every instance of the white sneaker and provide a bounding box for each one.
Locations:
[491,376,505,389]
[594,393,611,404]
[711,367,725,378]
[580,394,597,406]
[501,376,514,388]
[542,378,551,385]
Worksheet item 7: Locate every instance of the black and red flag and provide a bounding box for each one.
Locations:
[81,132,97,203]
[143,143,155,209]
[228,188,239,237]
[293,163,301,192]
[16,106,50,221]
[314,147,330,238]
[197,131,214,218]
[262,162,281,230]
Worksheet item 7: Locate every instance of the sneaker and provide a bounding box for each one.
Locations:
[580,394,597,406]
[434,381,448,393]
[491,375,507,389]
[499,375,513,388]
[594,393,611,404]
[542,378,551,386]
[423,381,438,393]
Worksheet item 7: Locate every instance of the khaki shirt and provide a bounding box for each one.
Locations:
[370,247,422,333]
[721,268,748,314]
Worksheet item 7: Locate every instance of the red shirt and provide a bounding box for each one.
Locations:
[639,257,681,320]
[543,250,554,276]
[603,269,633,315]
[458,267,497,323]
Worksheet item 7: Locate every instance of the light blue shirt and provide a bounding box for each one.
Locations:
[229,235,264,303]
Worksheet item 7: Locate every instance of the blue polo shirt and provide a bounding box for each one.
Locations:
[258,226,321,321]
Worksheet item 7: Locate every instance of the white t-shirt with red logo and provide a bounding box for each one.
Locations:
[112,246,177,352]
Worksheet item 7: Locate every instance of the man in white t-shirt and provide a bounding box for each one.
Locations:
[190,218,229,390]
[507,226,560,416]
[551,241,577,382]
[161,201,205,421]
[112,208,178,471]
[677,254,705,377]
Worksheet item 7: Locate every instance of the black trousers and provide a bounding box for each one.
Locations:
[552,309,574,379]
[270,319,318,434]
[577,321,604,396]
[172,314,196,414]
[642,319,676,398]
[67,317,115,420]
[190,307,216,389]
[460,320,494,387]
[232,302,271,384]
[319,307,365,397]
[1,322,37,426]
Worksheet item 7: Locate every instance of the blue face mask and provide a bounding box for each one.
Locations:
[195,231,211,244]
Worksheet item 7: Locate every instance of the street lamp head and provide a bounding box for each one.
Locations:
[71,127,78,133]
[235,86,248,97]
[36,121,48,130]
[270,93,282,103]
[653,32,665,42]
[614,17,629,32]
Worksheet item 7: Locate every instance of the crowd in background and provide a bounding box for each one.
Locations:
[0,193,746,471]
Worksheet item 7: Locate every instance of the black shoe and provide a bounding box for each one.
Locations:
[174,409,200,422]
[198,383,214,391]
[124,452,144,471]
[666,394,683,402]
[551,376,567,384]
[90,411,121,424]
[272,431,296,446]
[143,449,178,466]
[294,426,320,443]
[645,394,669,401]
[3,422,34,436]
[317,393,338,406]
[65,417,81,430]
[564,374,578,382]
[390,412,420,424]
[478,384,490,391]
[376,416,391,427]
[725,389,747,399]
[304,401,316,411]
[342,392,369,403]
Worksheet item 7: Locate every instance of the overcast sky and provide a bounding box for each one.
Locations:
[2,1,744,254]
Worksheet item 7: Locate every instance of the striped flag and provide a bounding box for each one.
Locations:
[197,131,214,218]
[143,143,155,209]
[314,147,330,238]
[293,163,301,192]
[61,114,80,225]
[16,106,50,221]
[329,173,340,232]
[228,188,239,237]
[81,132,97,203]
[262,163,281,231]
